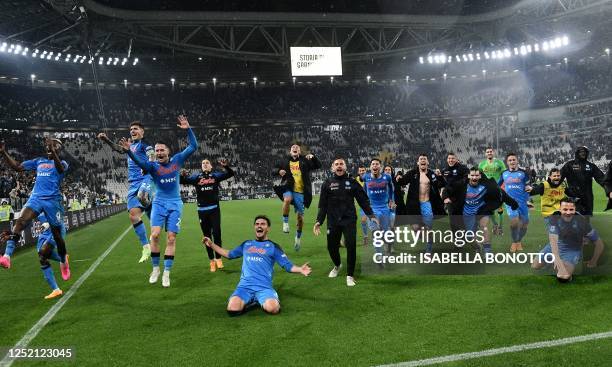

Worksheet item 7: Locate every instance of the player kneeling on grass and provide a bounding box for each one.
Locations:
[202,215,311,316]
[531,198,604,282]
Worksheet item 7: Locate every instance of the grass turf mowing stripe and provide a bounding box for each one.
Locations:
[376,330,612,367]
[0,225,132,367]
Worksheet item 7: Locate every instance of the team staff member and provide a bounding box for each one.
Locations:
[602,160,612,211]
[313,157,378,287]
[0,199,14,222]
[528,168,567,229]
[442,152,469,232]
[180,158,234,272]
[273,144,321,251]
[560,146,606,216]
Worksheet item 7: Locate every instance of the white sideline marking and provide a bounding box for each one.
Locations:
[376,330,612,367]
[0,226,132,367]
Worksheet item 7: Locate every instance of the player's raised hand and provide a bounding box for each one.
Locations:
[97,132,108,141]
[305,154,314,160]
[434,169,442,176]
[299,263,312,276]
[118,137,131,152]
[218,158,228,167]
[278,169,286,177]
[395,174,403,182]
[180,169,190,177]
[202,236,213,248]
[177,115,190,129]
[525,185,532,192]
[313,222,321,236]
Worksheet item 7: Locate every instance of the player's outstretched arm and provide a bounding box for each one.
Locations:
[587,237,604,268]
[96,132,125,153]
[176,115,199,161]
[290,263,311,276]
[119,138,156,173]
[202,237,230,258]
[0,142,24,172]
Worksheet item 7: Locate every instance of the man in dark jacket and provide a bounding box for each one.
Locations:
[273,144,321,251]
[396,154,446,253]
[560,146,606,216]
[605,160,612,211]
[443,167,519,253]
[441,152,469,232]
[314,157,377,287]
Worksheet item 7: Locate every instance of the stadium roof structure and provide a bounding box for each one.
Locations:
[1,0,612,66]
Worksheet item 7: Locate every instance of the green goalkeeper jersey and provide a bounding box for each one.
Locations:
[478,159,506,182]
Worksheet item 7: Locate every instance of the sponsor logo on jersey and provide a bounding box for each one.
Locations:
[247,246,267,255]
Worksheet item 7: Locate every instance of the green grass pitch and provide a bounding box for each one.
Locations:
[1,186,611,366]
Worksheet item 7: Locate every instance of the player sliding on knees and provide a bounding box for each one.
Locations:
[98,121,155,263]
[0,138,71,280]
[180,158,234,272]
[202,215,311,316]
[118,115,198,288]
[531,198,604,282]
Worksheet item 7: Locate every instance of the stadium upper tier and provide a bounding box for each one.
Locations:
[1,58,612,125]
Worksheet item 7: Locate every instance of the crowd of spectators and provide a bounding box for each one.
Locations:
[0,64,610,204]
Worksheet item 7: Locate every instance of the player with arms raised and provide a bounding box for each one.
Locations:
[203,215,311,316]
[118,115,198,287]
[478,147,506,235]
[0,138,71,280]
[98,121,155,263]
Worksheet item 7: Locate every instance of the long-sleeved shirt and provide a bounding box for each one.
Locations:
[127,128,198,203]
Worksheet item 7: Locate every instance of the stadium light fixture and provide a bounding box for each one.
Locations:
[606,48,610,56]
[123,79,128,88]
[419,56,424,64]
[133,57,139,66]
[330,76,334,84]
[366,75,371,84]
[405,75,409,84]
[22,47,28,56]
[443,73,447,80]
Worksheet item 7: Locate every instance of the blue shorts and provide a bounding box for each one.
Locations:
[283,191,305,215]
[231,286,279,305]
[420,201,434,228]
[150,200,183,233]
[463,215,477,232]
[539,243,582,265]
[127,179,154,211]
[372,207,392,231]
[505,203,529,223]
[25,196,64,227]
[36,234,56,252]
